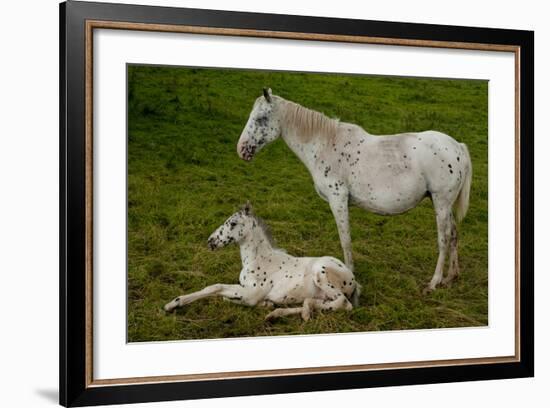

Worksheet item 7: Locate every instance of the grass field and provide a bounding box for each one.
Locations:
[127,65,488,342]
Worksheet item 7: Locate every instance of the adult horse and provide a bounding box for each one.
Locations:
[237,88,472,293]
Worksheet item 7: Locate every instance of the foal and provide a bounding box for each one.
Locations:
[164,203,360,321]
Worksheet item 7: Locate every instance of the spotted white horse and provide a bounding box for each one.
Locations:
[164,202,360,320]
[237,89,472,294]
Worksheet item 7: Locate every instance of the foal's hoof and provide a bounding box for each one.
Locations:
[260,300,275,309]
[164,298,180,312]
[422,285,435,296]
[265,311,278,321]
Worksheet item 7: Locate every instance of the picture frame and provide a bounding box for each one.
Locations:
[59,0,534,406]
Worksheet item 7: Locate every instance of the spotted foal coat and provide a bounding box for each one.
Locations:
[237,89,472,293]
[164,203,360,321]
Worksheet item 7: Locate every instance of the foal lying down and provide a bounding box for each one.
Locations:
[164,202,360,321]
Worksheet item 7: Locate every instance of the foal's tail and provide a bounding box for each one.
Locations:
[455,143,472,223]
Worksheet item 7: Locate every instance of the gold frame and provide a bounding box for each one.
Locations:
[84,20,522,388]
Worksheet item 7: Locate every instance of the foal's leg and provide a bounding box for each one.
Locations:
[290,266,352,320]
[442,216,460,287]
[303,296,353,317]
[264,295,352,322]
[312,266,353,311]
[164,284,262,312]
[328,193,354,271]
[265,305,308,321]
[265,264,354,322]
[424,195,453,294]
[259,300,276,309]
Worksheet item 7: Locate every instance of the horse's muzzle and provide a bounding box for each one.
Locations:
[238,142,256,161]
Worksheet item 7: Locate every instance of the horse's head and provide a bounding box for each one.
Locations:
[237,88,281,161]
[207,202,255,249]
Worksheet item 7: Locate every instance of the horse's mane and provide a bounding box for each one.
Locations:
[280,99,340,142]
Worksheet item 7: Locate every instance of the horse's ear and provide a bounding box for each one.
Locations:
[263,87,272,103]
[242,200,253,215]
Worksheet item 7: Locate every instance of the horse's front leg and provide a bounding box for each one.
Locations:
[164,284,262,312]
[328,192,354,272]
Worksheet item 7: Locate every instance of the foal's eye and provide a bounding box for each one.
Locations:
[230,222,237,227]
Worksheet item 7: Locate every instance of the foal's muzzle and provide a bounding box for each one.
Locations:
[207,236,219,250]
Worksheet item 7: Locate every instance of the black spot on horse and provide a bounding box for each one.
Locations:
[255,116,268,127]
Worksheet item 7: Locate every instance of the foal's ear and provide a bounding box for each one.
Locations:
[242,200,253,215]
[262,87,272,103]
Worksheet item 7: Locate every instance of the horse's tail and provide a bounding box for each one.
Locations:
[351,282,362,307]
[455,143,472,223]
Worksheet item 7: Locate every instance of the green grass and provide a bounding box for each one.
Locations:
[127,65,488,342]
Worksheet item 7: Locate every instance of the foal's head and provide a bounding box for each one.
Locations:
[237,88,282,161]
[207,202,256,249]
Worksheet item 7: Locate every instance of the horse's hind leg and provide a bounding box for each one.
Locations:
[442,216,459,287]
[424,195,453,294]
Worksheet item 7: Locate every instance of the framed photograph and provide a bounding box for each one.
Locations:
[60,1,534,406]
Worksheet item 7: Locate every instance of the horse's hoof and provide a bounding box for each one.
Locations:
[441,275,458,288]
[422,285,435,296]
